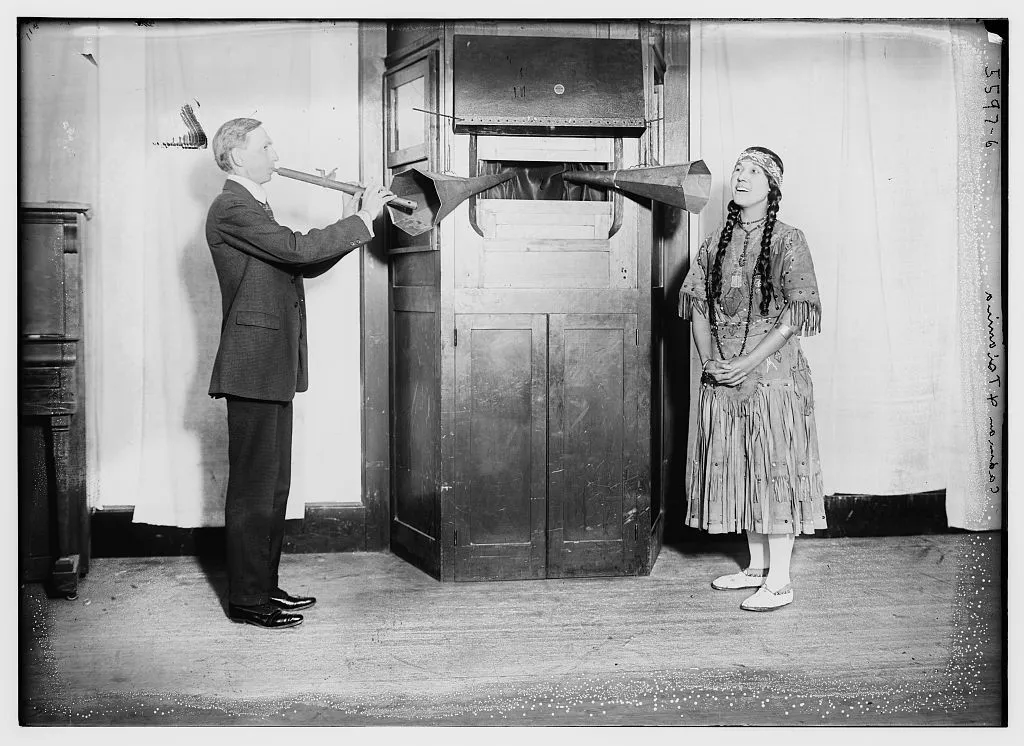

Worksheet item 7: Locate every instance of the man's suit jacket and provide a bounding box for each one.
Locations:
[206,179,372,401]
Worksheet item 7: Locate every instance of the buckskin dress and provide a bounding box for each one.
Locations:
[678,218,827,535]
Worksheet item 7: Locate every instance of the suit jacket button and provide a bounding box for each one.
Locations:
[294,302,299,308]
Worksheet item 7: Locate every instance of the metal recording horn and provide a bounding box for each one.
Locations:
[387,168,516,236]
[562,160,712,214]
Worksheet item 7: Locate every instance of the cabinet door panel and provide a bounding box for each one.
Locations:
[390,302,441,577]
[454,314,547,580]
[548,314,640,577]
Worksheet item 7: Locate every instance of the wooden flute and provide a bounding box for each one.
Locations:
[273,167,417,213]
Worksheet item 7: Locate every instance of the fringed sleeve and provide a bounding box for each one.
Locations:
[780,228,822,336]
[678,234,714,320]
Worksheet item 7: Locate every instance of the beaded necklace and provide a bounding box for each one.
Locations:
[707,221,761,359]
[729,217,763,288]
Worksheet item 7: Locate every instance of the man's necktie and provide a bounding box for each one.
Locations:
[260,201,275,221]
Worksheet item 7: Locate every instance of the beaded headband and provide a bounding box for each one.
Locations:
[736,148,783,191]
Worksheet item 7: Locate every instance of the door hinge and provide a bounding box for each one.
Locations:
[634,523,638,541]
[635,329,639,345]
[454,327,458,347]
[454,528,458,546]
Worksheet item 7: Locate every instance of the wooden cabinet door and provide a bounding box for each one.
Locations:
[390,274,442,578]
[548,314,641,577]
[453,314,547,580]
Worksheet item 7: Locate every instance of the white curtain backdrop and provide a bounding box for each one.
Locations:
[91,22,365,526]
[946,24,1004,530]
[692,20,1002,529]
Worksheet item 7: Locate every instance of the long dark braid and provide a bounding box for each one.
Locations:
[706,201,741,334]
[754,185,782,316]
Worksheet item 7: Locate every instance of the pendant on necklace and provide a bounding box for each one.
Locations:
[730,272,743,288]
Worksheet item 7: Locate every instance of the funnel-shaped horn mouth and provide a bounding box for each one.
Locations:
[563,160,712,214]
[387,169,515,237]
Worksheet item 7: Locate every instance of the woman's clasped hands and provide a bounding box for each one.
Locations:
[704,356,752,387]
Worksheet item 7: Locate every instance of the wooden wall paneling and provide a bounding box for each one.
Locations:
[447,20,612,41]
[452,314,547,581]
[88,489,956,558]
[483,253,610,289]
[394,21,658,581]
[19,204,91,595]
[390,299,441,577]
[391,286,438,313]
[660,23,693,542]
[638,21,662,571]
[360,23,389,551]
[385,28,445,576]
[437,26,458,581]
[391,249,438,287]
[384,58,433,170]
[608,138,641,290]
[454,289,639,316]
[547,313,641,578]
[472,200,615,289]
[386,25,439,62]
[388,241,442,578]
[476,136,614,163]
[483,239,612,253]
[479,200,611,239]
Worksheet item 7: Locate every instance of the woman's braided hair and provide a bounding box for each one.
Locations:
[707,146,784,324]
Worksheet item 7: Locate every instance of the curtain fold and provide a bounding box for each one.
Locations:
[693,21,996,525]
[945,24,1004,530]
[90,22,364,527]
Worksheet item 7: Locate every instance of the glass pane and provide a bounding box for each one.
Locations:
[392,76,426,153]
[650,81,664,166]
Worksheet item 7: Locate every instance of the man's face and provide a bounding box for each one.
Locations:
[232,126,278,184]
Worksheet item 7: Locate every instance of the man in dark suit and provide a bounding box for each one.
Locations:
[206,117,392,629]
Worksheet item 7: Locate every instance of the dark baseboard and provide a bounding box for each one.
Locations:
[820,490,950,538]
[91,491,953,559]
[91,503,371,559]
[664,489,950,545]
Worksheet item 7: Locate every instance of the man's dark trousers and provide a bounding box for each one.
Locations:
[224,396,293,606]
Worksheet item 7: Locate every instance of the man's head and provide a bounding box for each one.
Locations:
[211,118,278,184]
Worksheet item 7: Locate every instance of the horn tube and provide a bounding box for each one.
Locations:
[274,167,418,213]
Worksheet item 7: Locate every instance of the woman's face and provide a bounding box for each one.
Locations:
[730,159,770,210]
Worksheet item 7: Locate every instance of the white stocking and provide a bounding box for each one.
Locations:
[765,532,795,589]
[746,531,768,571]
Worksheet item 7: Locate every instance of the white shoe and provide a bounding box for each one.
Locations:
[711,568,769,590]
[740,584,794,612]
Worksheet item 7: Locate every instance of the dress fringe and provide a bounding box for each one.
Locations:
[788,300,821,336]
[686,378,827,536]
[678,292,707,320]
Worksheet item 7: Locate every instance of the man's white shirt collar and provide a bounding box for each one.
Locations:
[227,174,268,204]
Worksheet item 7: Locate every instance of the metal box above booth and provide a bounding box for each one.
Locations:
[452,35,646,137]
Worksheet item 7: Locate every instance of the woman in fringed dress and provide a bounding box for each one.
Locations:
[678,146,827,611]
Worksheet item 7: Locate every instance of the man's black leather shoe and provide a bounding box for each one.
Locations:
[228,603,303,629]
[269,589,317,611]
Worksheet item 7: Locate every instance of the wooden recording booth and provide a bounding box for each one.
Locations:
[382,22,691,581]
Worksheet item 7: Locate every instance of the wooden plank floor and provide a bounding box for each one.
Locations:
[20,533,1003,725]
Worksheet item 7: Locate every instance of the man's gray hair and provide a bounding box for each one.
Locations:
[211,118,262,174]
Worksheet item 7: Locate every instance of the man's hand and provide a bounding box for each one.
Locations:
[360,184,396,219]
[341,193,359,218]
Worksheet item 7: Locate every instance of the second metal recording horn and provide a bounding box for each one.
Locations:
[274,167,418,213]
[562,160,713,214]
[386,168,516,237]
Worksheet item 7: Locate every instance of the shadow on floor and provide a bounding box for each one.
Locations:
[663,524,749,568]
